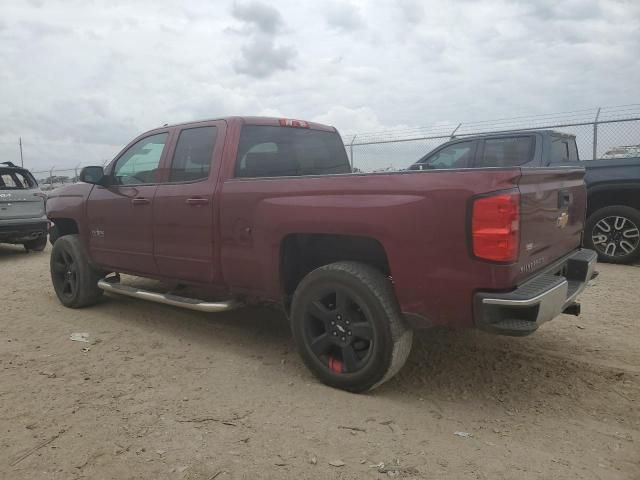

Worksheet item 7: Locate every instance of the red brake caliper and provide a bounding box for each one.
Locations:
[328,357,343,373]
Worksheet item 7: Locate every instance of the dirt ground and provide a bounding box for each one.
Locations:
[0,245,638,480]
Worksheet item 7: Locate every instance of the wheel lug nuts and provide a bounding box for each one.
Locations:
[331,320,335,325]
[336,314,342,320]
[341,337,346,342]
[345,320,350,325]
[332,331,338,336]
[347,331,352,336]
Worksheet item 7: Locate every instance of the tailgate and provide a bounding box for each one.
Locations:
[516,167,586,282]
[0,191,45,220]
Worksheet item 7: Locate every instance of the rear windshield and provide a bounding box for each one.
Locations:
[476,136,534,167]
[235,126,351,178]
[0,168,36,190]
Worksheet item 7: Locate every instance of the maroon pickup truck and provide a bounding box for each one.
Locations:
[46,116,596,392]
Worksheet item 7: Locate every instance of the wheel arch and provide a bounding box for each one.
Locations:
[587,183,640,217]
[49,217,79,242]
[279,233,391,311]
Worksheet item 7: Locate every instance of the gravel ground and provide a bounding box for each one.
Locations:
[1,244,638,479]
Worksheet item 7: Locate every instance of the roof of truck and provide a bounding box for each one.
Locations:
[455,129,575,141]
[163,116,337,132]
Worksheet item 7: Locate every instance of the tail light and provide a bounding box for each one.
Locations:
[471,192,520,262]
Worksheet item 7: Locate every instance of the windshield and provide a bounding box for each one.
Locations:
[0,168,37,190]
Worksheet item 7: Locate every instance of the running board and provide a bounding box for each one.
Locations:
[97,278,242,313]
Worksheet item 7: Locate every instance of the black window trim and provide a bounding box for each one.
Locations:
[475,134,535,168]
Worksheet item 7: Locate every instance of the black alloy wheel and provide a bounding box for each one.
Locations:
[51,246,79,300]
[585,205,640,264]
[303,289,375,374]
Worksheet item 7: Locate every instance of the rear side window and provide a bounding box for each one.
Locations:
[477,137,533,167]
[169,126,217,182]
[0,169,36,190]
[235,126,350,178]
[550,137,579,163]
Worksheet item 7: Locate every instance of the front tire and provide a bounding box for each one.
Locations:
[50,235,105,308]
[290,261,413,393]
[584,205,640,264]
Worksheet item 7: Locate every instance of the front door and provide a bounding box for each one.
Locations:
[86,131,170,275]
[153,122,224,283]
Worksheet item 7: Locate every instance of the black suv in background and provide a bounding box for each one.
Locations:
[0,162,48,251]
[410,131,640,264]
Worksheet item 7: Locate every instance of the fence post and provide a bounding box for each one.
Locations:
[450,123,462,139]
[349,135,357,171]
[49,167,54,188]
[592,107,601,160]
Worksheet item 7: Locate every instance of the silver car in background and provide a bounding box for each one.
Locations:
[0,162,48,251]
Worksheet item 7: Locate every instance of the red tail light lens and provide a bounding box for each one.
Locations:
[472,193,520,262]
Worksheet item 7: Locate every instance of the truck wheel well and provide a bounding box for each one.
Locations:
[588,187,640,217]
[51,218,79,237]
[280,234,391,308]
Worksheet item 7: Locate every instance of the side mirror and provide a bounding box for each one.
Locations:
[79,166,105,185]
[79,167,104,185]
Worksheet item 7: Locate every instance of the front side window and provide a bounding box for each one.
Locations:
[235,126,350,178]
[169,126,218,182]
[477,137,533,167]
[113,133,168,185]
[422,141,474,169]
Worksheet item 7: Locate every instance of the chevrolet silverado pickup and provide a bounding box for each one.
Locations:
[410,130,640,263]
[46,117,596,392]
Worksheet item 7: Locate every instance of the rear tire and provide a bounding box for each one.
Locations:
[24,237,47,252]
[584,205,640,264]
[290,261,413,393]
[50,234,105,308]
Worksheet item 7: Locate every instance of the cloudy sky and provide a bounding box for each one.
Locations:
[0,0,639,171]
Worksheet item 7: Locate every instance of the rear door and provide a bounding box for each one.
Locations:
[516,167,586,282]
[0,168,44,220]
[153,121,225,283]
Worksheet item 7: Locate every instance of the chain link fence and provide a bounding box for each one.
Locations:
[343,105,640,172]
[6,104,640,187]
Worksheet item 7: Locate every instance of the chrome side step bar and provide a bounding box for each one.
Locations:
[97,278,242,313]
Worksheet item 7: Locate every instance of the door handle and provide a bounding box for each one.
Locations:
[558,190,571,209]
[186,197,209,206]
[131,197,150,205]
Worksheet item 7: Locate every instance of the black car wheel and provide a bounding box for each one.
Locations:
[50,234,105,308]
[290,261,413,393]
[584,205,640,264]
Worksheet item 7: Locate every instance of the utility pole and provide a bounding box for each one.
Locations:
[19,137,24,167]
